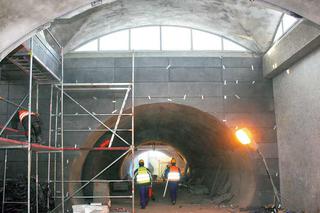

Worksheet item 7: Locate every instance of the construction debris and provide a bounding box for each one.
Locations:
[0,176,54,212]
[211,193,234,205]
[109,207,130,212]
[189,185,209,195]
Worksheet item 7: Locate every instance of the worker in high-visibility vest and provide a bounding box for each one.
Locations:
[164,158,181,205]
[11,109,42,144]
[134,159,152,209]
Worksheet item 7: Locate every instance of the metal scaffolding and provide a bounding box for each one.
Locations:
[0,30,135,212]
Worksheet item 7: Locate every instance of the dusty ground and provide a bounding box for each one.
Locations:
[111,183,238,213]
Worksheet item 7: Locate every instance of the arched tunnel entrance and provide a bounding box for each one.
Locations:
[120,142,188,181]
[69,103,256,208]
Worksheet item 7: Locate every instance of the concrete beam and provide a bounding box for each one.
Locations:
[261,0,320,25]
[263,20,320,78]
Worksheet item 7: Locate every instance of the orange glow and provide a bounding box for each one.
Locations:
[236,128,252,145]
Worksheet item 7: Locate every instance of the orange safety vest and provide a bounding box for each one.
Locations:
[18,110,35,122]
[170,166,179,173]
[168,166,180,181]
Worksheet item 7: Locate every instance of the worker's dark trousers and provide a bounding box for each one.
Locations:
[21,116,41,142]
[169,182,178,202]
[138,185,149,208]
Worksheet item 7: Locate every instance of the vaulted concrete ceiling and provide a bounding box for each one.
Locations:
[51,0,282,53]
[0,0,319,60]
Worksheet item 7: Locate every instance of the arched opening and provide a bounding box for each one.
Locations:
[120,142,188,181]
[69,103,256,208]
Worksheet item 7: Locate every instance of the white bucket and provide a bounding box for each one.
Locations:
[72,204,109,213]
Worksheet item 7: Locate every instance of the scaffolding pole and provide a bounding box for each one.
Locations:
[56,129,132,132]
[50,179,132,183]
[55,88,130,146]
[1,149,8,213]
[36,83,39,113]
[36,153,39,213]
[60,47,65,213]
[0,31,63,213]
[0,96,29,111]
[53,91,59,200]
[50,148,131,212]
[54,195,133,199]
[35,84,39,213]
[1,34,135,212]
[35,82,39,213]
[131,52,135,213]
[47,85,54,210]
[61,83,132,87]
[109,87,131,147]
[53,113,132,117]
[0,94,29,136]
[27,37,34,213]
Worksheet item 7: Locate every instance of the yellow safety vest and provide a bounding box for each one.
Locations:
[136,167,151,184]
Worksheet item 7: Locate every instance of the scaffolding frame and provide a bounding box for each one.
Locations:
[0,29,136,212]
[0,30,64,213]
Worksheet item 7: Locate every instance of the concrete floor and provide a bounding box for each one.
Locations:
[111,183,236,213]
[132,203,232,213]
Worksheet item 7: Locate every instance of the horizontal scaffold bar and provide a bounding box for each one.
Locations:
[55,83,132,90]
[0,125,26,135]
[55,129,132,132]
[61,83,133,86]
[50,179,131,183]
[62,147,130,151]
[52,113,132,116]
[53,195,133,199]
[0,137,131,152]
[0,137,60,151]
[61,87,129,91]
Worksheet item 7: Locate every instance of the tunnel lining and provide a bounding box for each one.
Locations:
[69,103,256,207]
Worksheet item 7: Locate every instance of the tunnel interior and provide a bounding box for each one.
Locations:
[70,103,256,207]
[120,142,188,180]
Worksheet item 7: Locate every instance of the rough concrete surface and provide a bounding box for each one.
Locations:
[258,0,320,25]
[50,0,282,53]
[273,46,320,212]
[2,0,318,60]
[263,20,320,78]
[1,0,320,59]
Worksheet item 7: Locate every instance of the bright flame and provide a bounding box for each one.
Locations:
[236,128,252,145]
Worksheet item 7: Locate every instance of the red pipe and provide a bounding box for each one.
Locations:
[0,137,129,151]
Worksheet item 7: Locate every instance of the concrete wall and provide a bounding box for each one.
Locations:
[273,46,320,212]
[263,20,320,78]
[0,55,278,207]
[63,55,277,205]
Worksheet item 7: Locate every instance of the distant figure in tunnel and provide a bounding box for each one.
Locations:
[165,158,181,205]
[11,109,42,144]
[134,159,152,209]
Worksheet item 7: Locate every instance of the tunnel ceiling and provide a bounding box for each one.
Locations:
[1,0,320,60]
[49,0,282,53]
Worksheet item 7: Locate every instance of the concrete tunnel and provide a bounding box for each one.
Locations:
[69,103,255,207]
[3,1,320,212]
